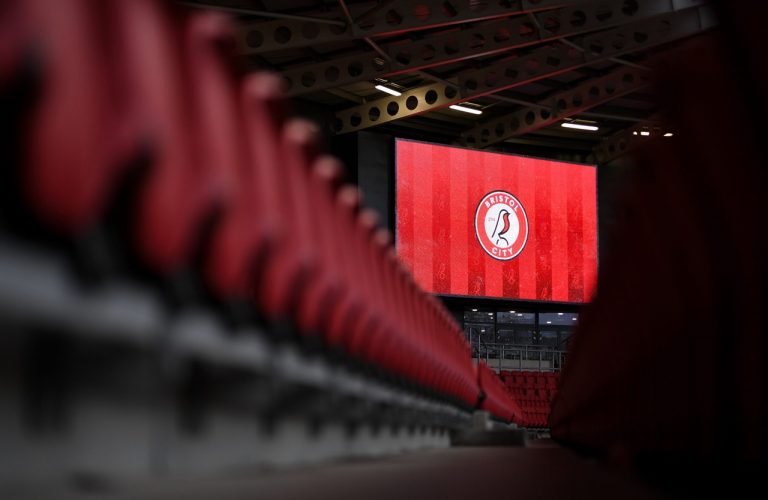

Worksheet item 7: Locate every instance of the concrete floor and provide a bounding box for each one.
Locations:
[36,440,670,500]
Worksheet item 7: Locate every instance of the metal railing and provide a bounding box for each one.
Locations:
[471,340,567,372]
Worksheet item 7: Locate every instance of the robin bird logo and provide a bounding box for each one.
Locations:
[492,209,511,246]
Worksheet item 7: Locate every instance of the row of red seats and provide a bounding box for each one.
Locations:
[499,371,559,428]
[478,362,523,423]
[519,410,549,429]
[1,0,483,410]
[518,395,554,428]
[500,370,559,389]
[507,388,557,401]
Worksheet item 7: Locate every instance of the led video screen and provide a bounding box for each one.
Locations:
[396,139,597,303]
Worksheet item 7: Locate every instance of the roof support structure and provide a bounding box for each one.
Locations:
[459,66,651,148]
[578,110,658,122]
[589,115,669,164]
[279,0,704,96]
[331,6,715,134]
[236,0,585,55]
[182,2,347,25]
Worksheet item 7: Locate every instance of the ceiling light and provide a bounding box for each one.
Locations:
[572,317,577,321]
[481,329,485,332]
[664,132,674,137]
[633,131,638,136]
[557,312,563,316]
[546,321,552,324]
[517,313,523,317]
[561,122,599,131]
[375,84,401,96]
[510,310,516,313]
[449,104,483,115]
[640,130,650,136]
[471,309,477,312]
[488,313,493,316]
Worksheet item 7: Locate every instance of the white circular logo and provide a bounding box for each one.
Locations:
[474,191,529,261]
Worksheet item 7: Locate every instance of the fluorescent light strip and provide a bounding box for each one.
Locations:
[449,104,482,115]
[375,84,401,96]
[561,122,599,131]
[664,132,674,137]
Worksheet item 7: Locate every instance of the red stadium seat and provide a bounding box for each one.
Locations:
[197,17,269,304]
[477,362,524,423]
[116,0,222,273]
[23,0,132,233]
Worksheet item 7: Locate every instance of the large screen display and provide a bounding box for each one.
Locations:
[396,139,597,303]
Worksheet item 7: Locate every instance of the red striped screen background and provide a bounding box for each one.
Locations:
[396,139,597,303]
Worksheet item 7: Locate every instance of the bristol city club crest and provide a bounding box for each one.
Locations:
[474,191,529,261]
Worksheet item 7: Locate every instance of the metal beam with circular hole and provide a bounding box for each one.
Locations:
[459,66,651,148]
[331,6,715,135]
[281,0,705,97]
[235,0,589,56]
[590,114,665,164]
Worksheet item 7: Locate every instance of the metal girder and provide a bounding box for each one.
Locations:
[182,2,348,25]
[460,66,651,148]
[281,0,705,97]
[578,110,658,122]
[501,134,596,151]
[554,153,588,162]
[590,116,667,164]
[235,0,586,56]
[454,7,714,99]
[331,6,715,134]
[590,128,641,163]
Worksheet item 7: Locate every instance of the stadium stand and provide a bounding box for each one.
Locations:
[4,0,485,406]
[7,0,763,498]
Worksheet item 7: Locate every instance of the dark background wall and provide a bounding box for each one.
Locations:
[356,131,394,233]
[597,156,636,262]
